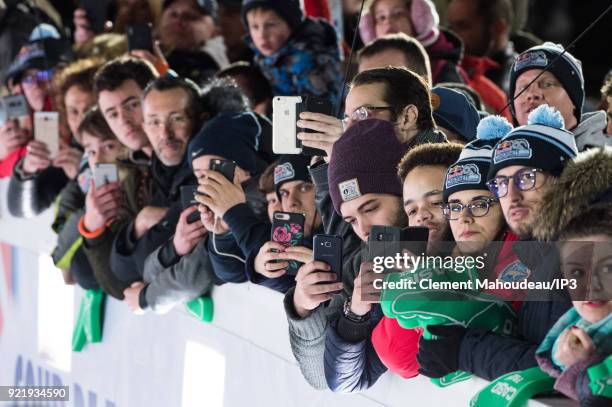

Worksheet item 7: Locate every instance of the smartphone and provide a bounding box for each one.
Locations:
[401,226,429,257]
[180,185,202,224]
[270,211,306,275]
[209,159,236,182]
[93,163,118,188]
[368,225,429,267]
[0,95,28,124]
[297,96,332,157]
[272,96,302,154]
[127,23,154,53]
[34,112,59,158]
[81,0,109,33]
[313,234,343,283]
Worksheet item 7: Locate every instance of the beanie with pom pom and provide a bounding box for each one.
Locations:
[488,104,578,180]
[443,115,512,201]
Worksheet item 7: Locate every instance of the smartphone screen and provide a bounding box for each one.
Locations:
[34,112,59,158]
[82,0,109,33]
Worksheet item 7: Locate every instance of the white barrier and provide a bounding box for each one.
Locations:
[0,180,574,407]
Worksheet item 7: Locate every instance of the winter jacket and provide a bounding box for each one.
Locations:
[285,129,447,390]
[247,17,343,106]
[573,111,612,151]
[458,241,572,381]
[81,157,152,299]
[487,41,518,94]
[140,236,224,313]
[110,154,195,283]
[461,54,513,120]
[207,176,268,283]
[0,146,26,178]
[8,158,68,218]
[427,29,469,85]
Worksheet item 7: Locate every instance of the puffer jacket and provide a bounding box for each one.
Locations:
[572,111,612,151]
[247,17,343,106]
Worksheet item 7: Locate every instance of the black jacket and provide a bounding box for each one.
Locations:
[110,154,196,282]
[458,241,572,380]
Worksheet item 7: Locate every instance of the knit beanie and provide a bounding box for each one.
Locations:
[329,119,406,215]
[188,112,260,174]
[489,104,579,180]
[432,86,480,143]
[274,155,311,199]
[359,0,440,47]
[443,115,512,201]
[241,0,304,29]
[509,42,584,125]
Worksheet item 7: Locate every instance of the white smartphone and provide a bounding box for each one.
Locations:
[34,112,60,158]
[93,163,118,188]
[272,96,302,154]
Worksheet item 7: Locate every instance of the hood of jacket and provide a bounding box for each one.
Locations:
[533,146,612,241]
[427,28,464,66]
[572,110,611,151]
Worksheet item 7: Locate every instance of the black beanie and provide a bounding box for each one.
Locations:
[188,112,260,174]
[241,0,303,29]
[509,42,584,125]
[274,155,311,199]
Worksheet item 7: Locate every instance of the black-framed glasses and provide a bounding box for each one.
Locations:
[442,198,499,220]
[342,106,395,130]
[21,69,53,85]
[486,168,543,198]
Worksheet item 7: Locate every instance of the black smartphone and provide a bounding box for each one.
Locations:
[209,159,236,183]
[297,96,333,157]
[82,0,109,33]
[180,185,202,224]
[313,234,343,283]
[401,226,429,256]
[127,23,154,53]
[270,211,306,275]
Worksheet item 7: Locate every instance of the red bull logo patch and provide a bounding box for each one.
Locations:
[274,162,295,185]
[446,164,481,188]
[514,50,548,72]
[493,139,532,163]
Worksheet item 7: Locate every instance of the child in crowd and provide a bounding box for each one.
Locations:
[241,0,342,105]
[534,146,612,405]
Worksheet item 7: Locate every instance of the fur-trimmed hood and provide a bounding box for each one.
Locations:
[533,146,612,241]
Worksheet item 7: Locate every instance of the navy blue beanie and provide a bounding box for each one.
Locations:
[188,112,260,174]
[432,86,480,143]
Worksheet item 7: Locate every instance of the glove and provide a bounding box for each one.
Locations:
[417,324,467,378]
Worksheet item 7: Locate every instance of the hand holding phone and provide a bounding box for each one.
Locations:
[297,96,333,156]
[270,211,306,275]
[313,234,343,283]
[273,96,302,154]
[0,95,29,125]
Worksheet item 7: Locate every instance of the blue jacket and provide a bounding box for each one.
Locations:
[324,304,387,393]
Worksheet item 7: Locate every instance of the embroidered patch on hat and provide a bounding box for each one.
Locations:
[514,50,548,72]
[274,162,295,185]
[493,139,533,164]
[339,178,362,202]
[499,260,531,283]
[445,164,481,189]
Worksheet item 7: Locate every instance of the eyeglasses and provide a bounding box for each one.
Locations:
[486,168,542,198]
[514,78,562,99]
[145,114,189,133]
[21,70,53,85]
[342,106,395,130]
[442,198,499,220]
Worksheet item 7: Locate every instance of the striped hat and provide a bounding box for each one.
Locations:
[443,115,513,201]
[488,104,578,179]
